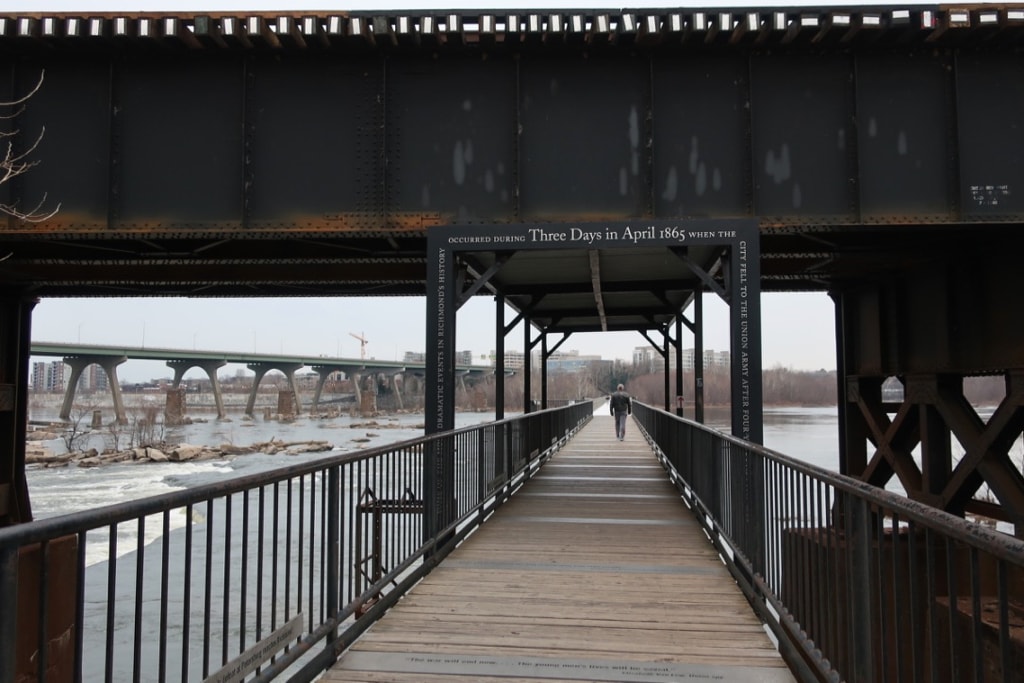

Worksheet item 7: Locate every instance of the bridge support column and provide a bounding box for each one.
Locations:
[349,372,362,409]
[310,365,341,415]
[245,362,304,417]
[164,387,186,426]
[391,373,404,411]
[358,374,377,416]
[168,359,227,420]
[61,355,127,424]
[835,266,1024,538]
[0,293,35,526]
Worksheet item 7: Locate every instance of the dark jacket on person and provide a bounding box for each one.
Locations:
[609,391,631,415]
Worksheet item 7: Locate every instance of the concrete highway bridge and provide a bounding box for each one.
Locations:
[29,341,495,422]
[1,4,1024,681]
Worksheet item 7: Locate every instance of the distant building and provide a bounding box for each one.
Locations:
[85,363,108,392]
[403,351,426,364]
[490,349,527,370]
[633,347,730,372]
[31,360,66,392]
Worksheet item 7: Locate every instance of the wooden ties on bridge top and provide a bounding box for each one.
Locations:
[325,415,795,682]
[2,7,1024,53]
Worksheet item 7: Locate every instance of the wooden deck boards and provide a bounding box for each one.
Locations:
[324,414,796,682]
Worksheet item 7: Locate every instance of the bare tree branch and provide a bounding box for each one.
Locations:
[1,70,60,222]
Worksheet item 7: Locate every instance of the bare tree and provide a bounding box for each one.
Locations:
[1,71,59,222]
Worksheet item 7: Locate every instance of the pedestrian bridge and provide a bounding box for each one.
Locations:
[1,402,1022,682]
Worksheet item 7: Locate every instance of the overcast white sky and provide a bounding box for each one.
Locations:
[30,292,837,382]
[14,0,917,380]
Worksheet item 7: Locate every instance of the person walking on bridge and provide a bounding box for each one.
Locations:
[609,383,632,441]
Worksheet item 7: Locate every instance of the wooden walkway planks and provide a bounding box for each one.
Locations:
[324,413,796,683]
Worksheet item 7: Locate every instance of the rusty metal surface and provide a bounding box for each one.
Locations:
[0,6,1019,362]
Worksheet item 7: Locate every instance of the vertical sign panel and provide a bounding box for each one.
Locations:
[424,238,455,539]
[730,224,762,444]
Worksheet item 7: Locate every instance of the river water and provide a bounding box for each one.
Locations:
[25,403,840,520]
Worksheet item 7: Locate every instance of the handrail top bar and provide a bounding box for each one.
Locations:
[647,402,1024,562]
[0,404,581,548]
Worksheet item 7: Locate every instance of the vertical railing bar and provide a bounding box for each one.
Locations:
[925,527,940,683]
[75,530,87,683]
[764,458,774,595]
[798,467,809,635]
[319,471,327,618]
[801,469,812,642]
[891,511,904,682]
[297,474,305,633]
[945,536,959,681]
[306,472,314,631]
[998,560,1010,683]
[326,464,340,647]
[841,493,856,681]
[774,457,783,603]
[181,503,193,683]
[284,478,294,651]
[347,461,356,606]
[341,463,350,608]
[240,490,250,653]
[202,499,213,679]
[37,540,49,683]
[221,495,232,667]
[875,506,889,682]
[969,546,983,683]
[123,515,140,668]
[315,471,323,626]
[822,479,835,666]
[812,473,823,647]
[254,485,265,677]
[104,523,117,683]
[271,481,280,637]
[158,509,170,683]
[906,519,921,683]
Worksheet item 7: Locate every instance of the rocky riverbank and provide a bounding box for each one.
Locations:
[24,418,425,469]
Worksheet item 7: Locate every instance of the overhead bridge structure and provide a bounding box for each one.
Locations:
[0,4,1023,547]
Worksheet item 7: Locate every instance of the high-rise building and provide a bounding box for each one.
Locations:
[31,360,66,392]
[490,349,527,370]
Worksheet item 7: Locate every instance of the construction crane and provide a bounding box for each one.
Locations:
[349,332,368,360]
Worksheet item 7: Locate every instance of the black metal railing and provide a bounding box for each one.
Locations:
[634,402,1024,683]
[0,402,592,683]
